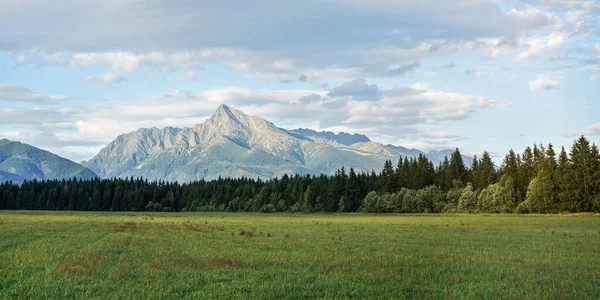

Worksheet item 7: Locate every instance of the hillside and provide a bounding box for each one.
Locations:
[0,139,98,182]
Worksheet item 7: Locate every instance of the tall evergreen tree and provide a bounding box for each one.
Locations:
[394,158,405,192]
[475,151,496,190]
[344,168,362,212]
[381,159,394,193]
[471,155,479,188]
[448,148,467,186]
[569,136,594,211]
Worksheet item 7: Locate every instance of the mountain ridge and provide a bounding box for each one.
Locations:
[292,128,371,146]
[83,104,470,182]
[0,139,98,183]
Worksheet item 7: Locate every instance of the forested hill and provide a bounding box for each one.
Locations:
[1,136,598,214]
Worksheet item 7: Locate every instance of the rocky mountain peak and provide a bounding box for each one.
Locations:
[83,105,469,182]
[210,104,247,125]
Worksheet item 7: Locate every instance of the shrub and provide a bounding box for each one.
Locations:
[477,182,517,213]
[259,204,277,213]
[416,185,445,213]
[360,192,383,213]
[402,189,418,213]
[443,187,462,212]
[458,183,477,213]
[522,175,555,214]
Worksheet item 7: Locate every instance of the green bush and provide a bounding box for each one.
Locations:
[259,204,277,213]
[416,185,445,213]
[458,183,477,213]
[402,189,418,213]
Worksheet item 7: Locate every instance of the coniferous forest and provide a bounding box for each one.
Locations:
[1,136,599,214]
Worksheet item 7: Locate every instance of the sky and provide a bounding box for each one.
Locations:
[0,0,598,163]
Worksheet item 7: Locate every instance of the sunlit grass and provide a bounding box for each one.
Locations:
[1,211,599,299]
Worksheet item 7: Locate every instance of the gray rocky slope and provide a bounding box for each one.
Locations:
[84,105,468,182]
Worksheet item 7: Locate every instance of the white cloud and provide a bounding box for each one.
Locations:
[583,1,600,11]
[566,10,587,23]
[102,73,127,85]
[69,50,236,73]
[328,79,381,101]
[577,65,600,72]
[553,123,600,137]
[0,83,69,104]
[517,32,569,60]
[528,73,562,91]
[0,82,506,159]
[180,72,196,81]
[0,0,560,80]
[0,1,552,54]
[464,67,496,79]
[0,131,26,140]
[82,73,127,85]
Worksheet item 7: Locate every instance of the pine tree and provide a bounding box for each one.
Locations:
[381,160,394,193]
[448,148,467,186]
[519,147,535,193]
[112,186,123,211]
[570,136,594,212]
[471,155,479,189]
[591,144,600,211]
[394,158,405,191]
[476,151,496,190]
[436,156,452,191]
[402,157,414,189]
[554,146,572,211]
[546,143,557,175]
[414,154,435,189]
[345,168,362,212]
[502,149,522,202]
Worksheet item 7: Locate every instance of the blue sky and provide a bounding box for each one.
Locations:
[0,0,598,163]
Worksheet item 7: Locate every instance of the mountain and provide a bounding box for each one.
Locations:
[0,170,25,184]
[292,128,371,146]
[0,139,98,183]
[84,105,471,182]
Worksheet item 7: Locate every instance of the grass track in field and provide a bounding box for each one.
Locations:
[1,211,599,299]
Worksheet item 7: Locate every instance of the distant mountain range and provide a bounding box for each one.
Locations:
[0,139,98,183]
[0,105,471,183]
[291,128,371,146]
[81,105,471,182]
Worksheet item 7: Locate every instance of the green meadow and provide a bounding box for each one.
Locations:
[1,212,599,299]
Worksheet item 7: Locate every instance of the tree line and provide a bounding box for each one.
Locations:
[0,136,598,213]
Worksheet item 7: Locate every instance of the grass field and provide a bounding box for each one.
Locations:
[1,212,599,299]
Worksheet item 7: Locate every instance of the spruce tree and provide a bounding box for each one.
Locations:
[448,148,467,186]
[591,144,600,211]
[345,168,362,212]
[519,147,535,193]
[546,143,557,175]
[569,136,594,212]
[395,158,405,191]
[471,155,479,189]
[381,160,394,193]
[477,151,496,190]
[554,146,571,211]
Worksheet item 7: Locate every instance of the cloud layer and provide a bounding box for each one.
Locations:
[0,0,597,162]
